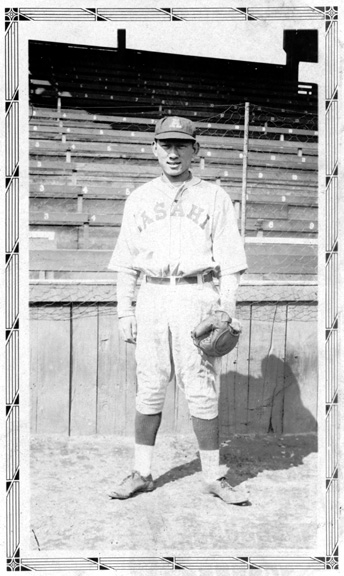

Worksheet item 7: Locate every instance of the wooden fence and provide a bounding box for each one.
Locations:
[29,283,318,437]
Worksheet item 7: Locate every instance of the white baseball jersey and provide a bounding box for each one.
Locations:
[108,174,247,419]
[108,175,247,277]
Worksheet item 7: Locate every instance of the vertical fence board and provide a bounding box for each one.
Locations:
[97,305,118,434]
[247,304,287,434]
[284,303,318,433]
[228,304,251,433]
[114,318,128,435]
[219,344,239,437]
[98,309,128,436]
[70,307,98,434]
[30,306,70,434]
[269,307,288,435]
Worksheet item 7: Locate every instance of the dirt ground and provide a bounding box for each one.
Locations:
[30,432,318,556]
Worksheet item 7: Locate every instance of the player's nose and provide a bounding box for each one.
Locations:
[168,146,179,157]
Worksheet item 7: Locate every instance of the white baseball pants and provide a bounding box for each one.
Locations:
[135,280,221,419]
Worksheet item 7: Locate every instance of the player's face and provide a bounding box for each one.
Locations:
[152,139,199,182]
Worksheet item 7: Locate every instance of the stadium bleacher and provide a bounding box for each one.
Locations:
[29,40,318,281]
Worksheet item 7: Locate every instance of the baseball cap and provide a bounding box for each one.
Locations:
[154,116,197,141]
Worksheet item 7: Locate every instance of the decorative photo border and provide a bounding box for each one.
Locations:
[4,5,338,571]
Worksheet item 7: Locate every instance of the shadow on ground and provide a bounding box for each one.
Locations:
[155,432,317,489]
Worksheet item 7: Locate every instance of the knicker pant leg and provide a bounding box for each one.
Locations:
[135,283,173,415]
[169,283,221,420]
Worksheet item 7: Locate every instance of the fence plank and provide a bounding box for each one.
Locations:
[219,341,239,438]
[283,303,318,433]
[98,309,130,434]
[265,306,288,434]
[97,305,118,434]
[30,306,70,434]
[226,304,251,434]
[97,305,136,436]
[247,304,287,434]
[70,307,98,434]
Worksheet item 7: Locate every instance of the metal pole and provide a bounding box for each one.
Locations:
[241,102,250,240]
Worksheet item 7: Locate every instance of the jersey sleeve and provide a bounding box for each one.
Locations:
[218,271,240,317]
[212,188,248,276]
[116,269,139,317]
[108,195,139,272]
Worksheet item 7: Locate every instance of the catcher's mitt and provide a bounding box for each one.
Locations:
[191,310,241,357]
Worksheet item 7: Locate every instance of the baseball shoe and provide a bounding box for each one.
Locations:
[108,471,154,500]
[203,477,249,505]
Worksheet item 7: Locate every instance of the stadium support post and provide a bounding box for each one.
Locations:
[241,101,250,241]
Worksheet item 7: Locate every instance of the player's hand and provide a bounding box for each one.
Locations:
[119,316,137,344]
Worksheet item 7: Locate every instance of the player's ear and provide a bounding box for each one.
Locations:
[193,141,200,155]
[152,140,158,158]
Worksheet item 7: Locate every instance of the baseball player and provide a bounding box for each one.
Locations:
[108,116,248,504]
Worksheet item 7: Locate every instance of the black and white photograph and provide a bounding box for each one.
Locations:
[3,1,340,573]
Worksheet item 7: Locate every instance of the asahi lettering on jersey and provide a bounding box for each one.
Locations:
[139,201,210,231]
[108,174,247,278]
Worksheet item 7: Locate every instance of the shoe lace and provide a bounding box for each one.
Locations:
[219,477,234,490]
[119,473,134,486]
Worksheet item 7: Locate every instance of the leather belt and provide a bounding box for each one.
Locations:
[145,272,213,285]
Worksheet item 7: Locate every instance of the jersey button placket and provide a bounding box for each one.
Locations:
[169,200,183,276]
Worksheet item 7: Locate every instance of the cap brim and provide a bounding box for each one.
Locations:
[155,131,196,141]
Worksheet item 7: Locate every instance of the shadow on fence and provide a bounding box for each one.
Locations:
[155,355,317,490]
[219,354,318,437]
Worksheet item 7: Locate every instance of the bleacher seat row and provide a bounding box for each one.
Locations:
[29,40,318,281]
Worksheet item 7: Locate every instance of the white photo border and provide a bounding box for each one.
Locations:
[4,5,339,571]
